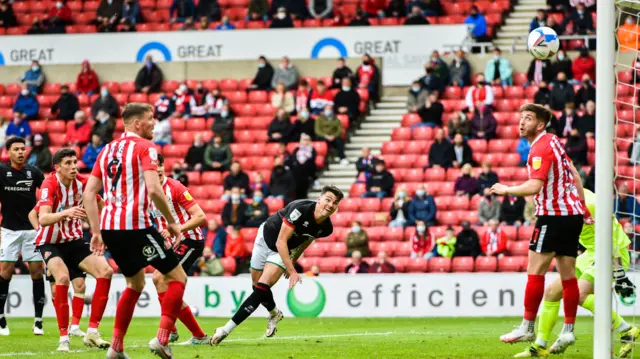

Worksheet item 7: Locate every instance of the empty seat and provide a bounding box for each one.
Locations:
[507,240,529,256]
[406,258,428,272]
[475,256,497,272]
[452,257,474,272]
[428,257,451,273]
[498,256,525,272]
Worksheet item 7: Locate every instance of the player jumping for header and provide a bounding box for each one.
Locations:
[209,185,343,345]
[491,104,587,353]
[151,154,208,345]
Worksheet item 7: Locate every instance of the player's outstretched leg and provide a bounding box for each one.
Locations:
[69,278,87,337]
[79,254,113,349]
[211,263,284,346]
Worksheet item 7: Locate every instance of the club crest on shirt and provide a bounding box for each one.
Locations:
[289,209,302,221]
[532,156,542,170]
[26,170,32,179]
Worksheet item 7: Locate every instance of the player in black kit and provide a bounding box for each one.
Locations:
[0,137,46,336]
[209,186,343,345]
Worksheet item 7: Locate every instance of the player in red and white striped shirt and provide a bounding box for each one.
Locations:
[491,104,588,355]
[150,154,208,345]
[35,148,113,352]
[83,103,187,359]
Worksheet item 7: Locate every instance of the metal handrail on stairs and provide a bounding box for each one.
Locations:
[509,34,597,53]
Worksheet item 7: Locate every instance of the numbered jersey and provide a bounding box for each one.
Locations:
[150,177,204,242]
[35,174,87,246]
[91,132,159,230]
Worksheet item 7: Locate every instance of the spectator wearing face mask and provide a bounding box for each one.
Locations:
[455,163,478,197]
[48,1,72,26]
[91,110,115,143]
[388,186,409,228]
[270,7,294,28]
[50,84,79,121]
[533,81,551,107]
[407,80,428,113]
[292,107,315,141]
[269,156,296,201]
[465,73,494,111]
[245,190,269,227]
[135,55,163,93]
[551,50,573,82]
[212,104,234,144]
[13,84,39,121]
[91,86,118,119]
[215,15,234,29]
[250,172,269,197]
[471,105,497,140]
[574,74,595,109]
[526,57,552,86]
[185,133,206,171]
[96,0,122,26]
[408,184,436,226]
[484,48,513,86]
[450,49,471,87]
[411,220,435,259]
[6,113,32,138]
[222,187,248,227]
[82,134,105,172]
[418,66,442,93]
[355,54,380,102]
[331,58,353,90]
[172,83,198,119]
[478,187,500,225]
[619,16,640,51]
[549,71,575,111]
[75,60,100,95]
[315,104,347,164]
[499,194,526,226]
[572,47,596,82]
[205,87,228,116]
[248,56,275,91]
[362,160,394,199]
[205,135,233,171]
[334,77,361,123]
[345,221,370,257]
[464,6,489,42]
[480,219,507,257]
[567,3,594,35]
[268,108,294,143]
[20,61,46,95]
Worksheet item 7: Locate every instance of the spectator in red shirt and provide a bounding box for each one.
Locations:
[369,251,396,273]
[65,110,92,146]
[571,47,595,82]
[224,227,249,259]
[480,219,507,257]
[309,80,334,115]
[48,1,72,24]
[362,0,385,17]
[355,54,380,102]
[76,60,100,95]
[410,220,435,259]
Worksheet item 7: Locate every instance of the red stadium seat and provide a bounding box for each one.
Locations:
[394,242,411,257]
[428,257,451,273]
[305,242,327,257]
[467,139,487,153]
[475,256,497,272]
[47,120,66,133]
[406,258,428,272]
[507,240,529,256]
[412,126,433,140]
[360,198,381,212]
[518,226,535,241]
[452,257,474,272]
[392,128,412,141]
[424,167,445,181]
[498,256,525,272]
[383,227,404,242]
[327,242,346,256]
[449,196,469,210]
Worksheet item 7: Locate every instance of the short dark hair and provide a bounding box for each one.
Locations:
[5,136,26,150]
[157,153,165,166]
[52,148,77,166]
[299,79,308,87]
[122,103,153,125]
[317,80,326,87]
[520,103,552,126]
[321,185,344,202]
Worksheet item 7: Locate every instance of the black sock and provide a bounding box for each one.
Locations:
[32,279,45,327]
[231,284,268,326]
[254,283,276,312]
[0,276,10,328]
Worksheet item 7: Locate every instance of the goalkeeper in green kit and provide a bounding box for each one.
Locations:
[512,189,639,358]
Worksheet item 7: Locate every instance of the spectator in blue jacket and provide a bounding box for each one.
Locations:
[484,47,513,86]
[13,84,39,120]
[614,183,640,224]
[121,0,141,25]
[82,134,105,172]
[464,6,488,42]
[517,137,530,166]
[5,113,32,139]
[170,0,196,23]
[408,184,437,226]
[20,60,46,94]
[529,9,546,33]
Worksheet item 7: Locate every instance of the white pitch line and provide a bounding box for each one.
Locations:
[0,330,436,356]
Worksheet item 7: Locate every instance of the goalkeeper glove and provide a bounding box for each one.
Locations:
[614,268,636,299]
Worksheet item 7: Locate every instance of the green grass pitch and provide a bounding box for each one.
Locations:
[0,317,631,358]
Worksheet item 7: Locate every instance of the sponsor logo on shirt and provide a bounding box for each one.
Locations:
[16,180,33,187]
[532,157,542,170]
[40,188,49,201]
[184,191,193,201]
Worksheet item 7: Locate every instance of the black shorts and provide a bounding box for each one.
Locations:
[174,239,205,272]
[102,227,179,277]
[529,215,583,257]
[38,240,91,283]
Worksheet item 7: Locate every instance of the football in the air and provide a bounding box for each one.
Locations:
[527,27,560,60]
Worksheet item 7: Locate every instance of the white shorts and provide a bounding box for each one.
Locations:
[0,228,41,262]
[250,224,285,271]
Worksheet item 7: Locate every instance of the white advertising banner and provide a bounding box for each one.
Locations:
[0,25,470,86]
[3,273,640,318]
